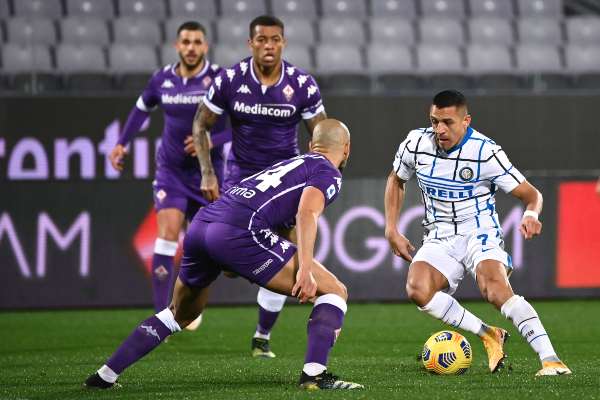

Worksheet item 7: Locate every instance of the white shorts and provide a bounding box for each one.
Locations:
[412,227,513,295]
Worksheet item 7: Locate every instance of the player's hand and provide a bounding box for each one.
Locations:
[184,134,213,156]
[184,135,196,156]
[520,216,542,239]
[292,266,317,304]
[200,172,220,202]
[385,229,415,262]
[109,144,127,171]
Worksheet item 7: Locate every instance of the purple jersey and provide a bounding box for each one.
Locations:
[134,61,229,172]
[203,57,324,173]
[197,153,342,230]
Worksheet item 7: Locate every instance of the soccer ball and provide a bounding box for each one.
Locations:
[421,330,472,375]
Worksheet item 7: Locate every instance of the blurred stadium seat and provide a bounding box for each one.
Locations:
[220,0,267,17]
[56,44,111,90]
[119,0,167,19]
[469,18,514,46]
[468,0,514,18]
[60,17,110,45]
[516,0,563,18]
[369,18,416,46]
[169,0,217,18]
[321,0,368,18]
[284,45,313,70]
[113,17,162,45]
[319,18,366,45]
[13,0,62,18]
[517,18,563,45]
[280,19,315,46]
[420,0,466,18]
[6,17,57,45]
[370,0,417,18]
[419,18,465,45]
[66,0,115,18]
[271,0,317,18]
[566,16,600,45]
[216,17,248,45]
[315,44,369,92]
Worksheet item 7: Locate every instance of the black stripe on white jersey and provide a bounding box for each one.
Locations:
[451,147,463,181]
[395,139,411,174]
[492,152,522,184]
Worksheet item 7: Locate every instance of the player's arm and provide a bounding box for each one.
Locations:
[303,111,327,137]
[384,171,415,261]
[292,186,325,303]
[192,103,220,201]
[110,103,152,171]
[509,180,543,240]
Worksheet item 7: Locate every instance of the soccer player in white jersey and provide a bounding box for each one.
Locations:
[384,90,571,376]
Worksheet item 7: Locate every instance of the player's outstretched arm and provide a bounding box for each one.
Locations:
[292,187,325,303]
[384,171,415,261]
[510,180,543,240]
[192,103,220,201]
[304,111,327,138]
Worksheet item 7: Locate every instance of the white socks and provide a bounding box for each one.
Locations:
[303,362,327,376]
[419,292,484,336]
[501,295,557,361]
[154,238,178,256]
[98,365,118,383]
[257,287,287,312]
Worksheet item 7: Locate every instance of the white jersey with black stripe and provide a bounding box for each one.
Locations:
[393,126,525,239]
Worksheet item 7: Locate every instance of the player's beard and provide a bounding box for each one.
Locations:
[180,53,204,72]
[338,158,348,172]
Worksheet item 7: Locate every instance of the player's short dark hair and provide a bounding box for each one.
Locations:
[177,21,207,37]
[432,90,467,109]
[249,15,284,38]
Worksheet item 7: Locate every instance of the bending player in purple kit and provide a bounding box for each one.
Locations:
[108,21,230,329]
[193,15,327,357]
[85,119,364,390]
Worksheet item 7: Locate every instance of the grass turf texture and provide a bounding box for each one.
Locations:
[1,301,599,399]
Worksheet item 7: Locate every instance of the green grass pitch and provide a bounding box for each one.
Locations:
[2,301,599,399]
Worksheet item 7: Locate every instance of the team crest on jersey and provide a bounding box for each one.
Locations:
[161,79,174,89]
[282,84,294,101]
[459,167,474,181]
[202,76,212,88]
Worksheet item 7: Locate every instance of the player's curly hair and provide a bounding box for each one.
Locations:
[249,15,284,38]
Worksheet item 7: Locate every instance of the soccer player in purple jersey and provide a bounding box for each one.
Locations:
[192,15,327,357]
[85,119,364,390]
[108,21,231,323]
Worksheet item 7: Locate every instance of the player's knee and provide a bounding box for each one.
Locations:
[479,278,511,309]
[406,279,433,307]
[326,279,348,302]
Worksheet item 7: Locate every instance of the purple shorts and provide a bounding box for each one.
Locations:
[179,220,296,289]
[153,167,208,221]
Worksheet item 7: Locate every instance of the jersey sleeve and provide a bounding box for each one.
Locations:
[392,133,416,181]
[203,68,230,115]
[482,147,525,193]
[305,165,342,206]
[299,75,325,120]
[136,73,160,112]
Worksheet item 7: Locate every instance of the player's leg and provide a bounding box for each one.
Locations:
[408,241,507,372]
[251,226,294,357]
[266,259,362,390]
[476,260,571,375]
[85,221,220,389]
[84,278,210,389]
[153,208,185,312]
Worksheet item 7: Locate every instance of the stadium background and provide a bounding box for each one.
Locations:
[1,0,600,309]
